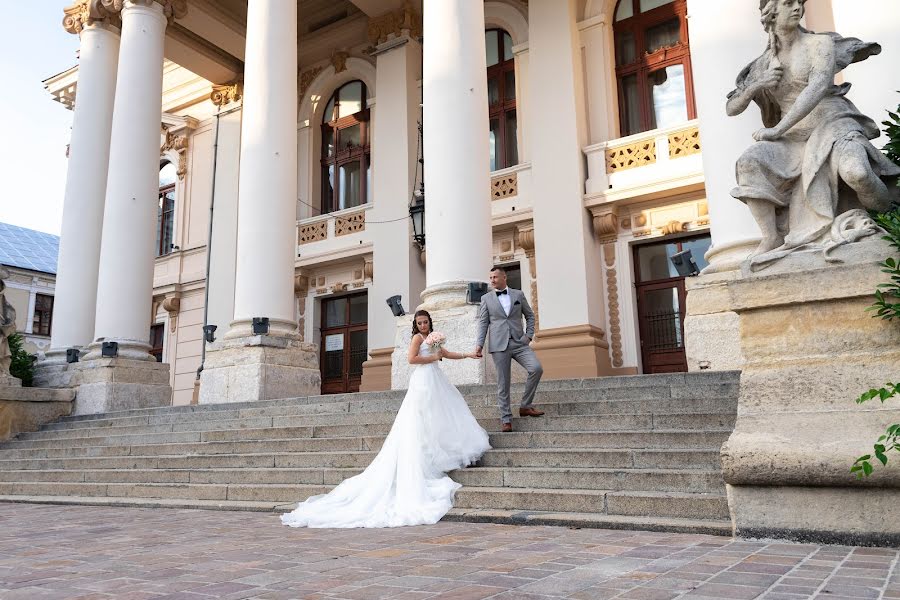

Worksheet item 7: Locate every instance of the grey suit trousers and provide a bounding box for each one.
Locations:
[493,337,543,424]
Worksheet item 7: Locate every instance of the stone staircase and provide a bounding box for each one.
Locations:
[0,371,739,535]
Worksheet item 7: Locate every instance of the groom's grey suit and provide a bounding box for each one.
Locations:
[476,288,544,424]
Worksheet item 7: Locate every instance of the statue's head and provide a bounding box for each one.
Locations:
[760,0,806,33]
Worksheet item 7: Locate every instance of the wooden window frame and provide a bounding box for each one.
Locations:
[320,81,371,216]
[157,163,176,257]
[320,293,368,394]
[613,0,696,137]
[32,293,53,337]
[486,28,518,172]
[149,323,165,362]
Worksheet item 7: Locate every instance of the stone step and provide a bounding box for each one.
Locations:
[478,448,721,470]
[0,429,730,461]
[0,465,723,493]
[0,481,729,519]
[0,495,733,536]
[8,414,736,448]
[20,412,737,443]
[453,487,730,520]
[51,372,740,424]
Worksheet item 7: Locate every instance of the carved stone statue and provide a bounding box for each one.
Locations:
[0,266,17,377]
[728,0,900,268]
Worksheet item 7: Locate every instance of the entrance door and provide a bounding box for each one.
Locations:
[320,293,367,394]
[633,235,711,374]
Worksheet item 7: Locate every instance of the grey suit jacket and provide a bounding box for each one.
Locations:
[475,288,536,353]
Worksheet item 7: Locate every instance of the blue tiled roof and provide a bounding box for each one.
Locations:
[0,222,59,275]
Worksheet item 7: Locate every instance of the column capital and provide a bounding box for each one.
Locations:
[210,81,243,108]
[99,0,187,24]
[367,2,421,47]
[63,0,120,35]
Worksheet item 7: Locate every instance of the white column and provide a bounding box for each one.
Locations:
[422,0,493,290]
[362,31,425,391]
[90,0,171,360]
[228,0,298,337]
[687,0,762,271]
[48,8,120,360]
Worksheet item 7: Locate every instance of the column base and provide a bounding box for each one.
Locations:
[68,357,172,416]
[359,347,394,392]
[33,348,79,388]
[531,325,614,380]
[391,281,496,389]
[199,334,321,404]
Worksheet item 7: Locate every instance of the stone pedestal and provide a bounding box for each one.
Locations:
[67,357,171,416]
[199,334,320,404]
[686,239,900,544]
[0,376,75,442]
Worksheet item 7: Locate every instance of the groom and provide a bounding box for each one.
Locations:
[474,267,544,432]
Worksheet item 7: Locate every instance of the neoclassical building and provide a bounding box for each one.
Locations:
[40,0,899,410]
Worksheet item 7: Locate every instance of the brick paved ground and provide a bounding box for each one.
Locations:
[0,503,897,600]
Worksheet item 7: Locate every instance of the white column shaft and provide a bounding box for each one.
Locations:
[687,0,763,269]
[231,0,298,334]
[50,24,120,353]
[93,1,167,356]
[422,1,493,288]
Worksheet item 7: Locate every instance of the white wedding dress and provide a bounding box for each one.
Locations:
[280,336,491,528]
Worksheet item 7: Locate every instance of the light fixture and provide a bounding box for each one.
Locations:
[466,282,488,305]
[386,295,406,317]
[101,341,118,358]
[670,249,700,277]
[409,120,425,249]
[203,324,218,344]
[252,317,270,335]
[66,348,80,364]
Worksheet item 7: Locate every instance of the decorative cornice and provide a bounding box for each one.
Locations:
[299,65,324,100]
[331,51,349,74]
[591,210,619,243]
[162,294,180,333]
[210,81,242,108]
[161,127,189,180]
[367,2,421,46]
[98,0,187,25]
[63,0,120,35]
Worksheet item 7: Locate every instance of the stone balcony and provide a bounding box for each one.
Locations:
[583,120,705,207]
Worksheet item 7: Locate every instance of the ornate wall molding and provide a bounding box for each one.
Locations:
[602,243,623,368]
[591,210,618,244]
[367,2,421,46]
[97,0,187,24]
[63,0,120,34]
[667,125,702,159]
[331,51,349,74]
[299,66,325,100]
[334,211,366,237]
[299,221,328,244]
[491,173,518,200]
[161,127,189,180]
[516,224,539,330]
[210,81,242,108]
[161,294,180,333]
[363,259,373,281]
[605,139,656,173]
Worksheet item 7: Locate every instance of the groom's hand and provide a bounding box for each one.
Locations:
[474,346,483,358]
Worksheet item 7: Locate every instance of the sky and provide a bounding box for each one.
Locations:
[0,3,79,236]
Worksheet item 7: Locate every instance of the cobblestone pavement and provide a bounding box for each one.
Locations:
[0,503,898,600]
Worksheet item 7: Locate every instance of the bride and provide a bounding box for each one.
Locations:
[281,309,491,528]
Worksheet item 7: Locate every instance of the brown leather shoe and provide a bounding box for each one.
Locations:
[501,422,513,433]
[519,406,545,417]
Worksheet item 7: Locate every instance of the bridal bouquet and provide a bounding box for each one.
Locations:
[423,332,446,354]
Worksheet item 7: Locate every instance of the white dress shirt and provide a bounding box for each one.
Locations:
[496,288,511,316]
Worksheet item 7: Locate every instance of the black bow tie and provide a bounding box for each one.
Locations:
[496,289,508,295]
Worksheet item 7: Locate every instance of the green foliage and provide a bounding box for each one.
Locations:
[884,99,900,167]
[852,207,900,478]
[7,333,34,387]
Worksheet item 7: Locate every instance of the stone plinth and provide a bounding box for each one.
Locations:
[686,239,900,545]
[0,378,75,442]
[69,357,171,416]
[199,334,320,404]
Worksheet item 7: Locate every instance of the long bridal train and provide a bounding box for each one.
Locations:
[280,341,490,528]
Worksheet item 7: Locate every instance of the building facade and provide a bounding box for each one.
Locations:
[41,0,900,407]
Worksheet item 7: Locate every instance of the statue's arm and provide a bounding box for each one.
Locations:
[726,82,760,117]
[727,62,779,117]
[767,38,835,137]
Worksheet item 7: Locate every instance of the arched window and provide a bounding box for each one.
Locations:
[321,80,371,215]
[156,161,176,257]
[486,28,517,171]
[614,0,694,137]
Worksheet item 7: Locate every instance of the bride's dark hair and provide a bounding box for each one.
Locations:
[411,310,433,335]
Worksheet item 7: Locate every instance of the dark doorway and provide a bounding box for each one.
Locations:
[320,293,368,394]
